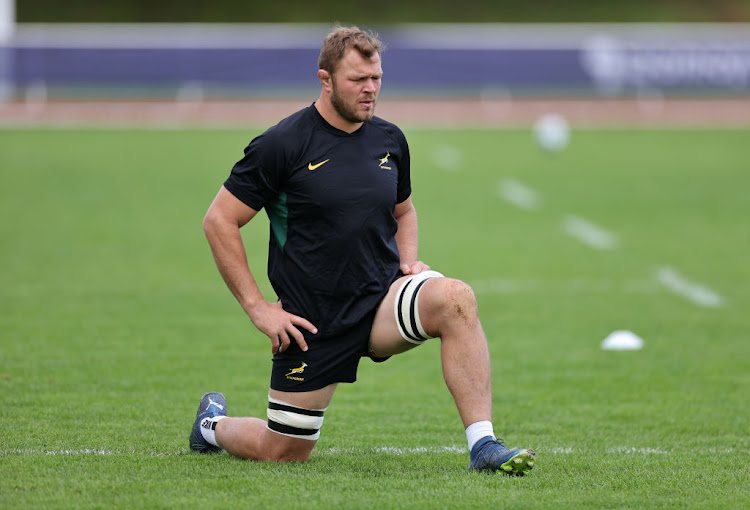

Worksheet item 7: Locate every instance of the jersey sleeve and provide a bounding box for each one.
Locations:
[223,130,287,211]
[395,129,412,204]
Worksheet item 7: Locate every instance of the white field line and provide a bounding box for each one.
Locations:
[498,179,540,211]
[655,266,725,308]
[562,215,619,250]
[1,446,739,457]
[376,446,465,454]
[0,447,467,457]
[606,447,669,455]
[0,448,189,457]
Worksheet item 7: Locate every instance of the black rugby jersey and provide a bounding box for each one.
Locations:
[224,104,411,336]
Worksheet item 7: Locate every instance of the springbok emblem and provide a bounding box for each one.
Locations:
[379,152,391,169]
[286,362,308,377]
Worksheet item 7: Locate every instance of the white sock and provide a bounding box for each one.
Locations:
[199,415,227,447]
[466,421,495,452]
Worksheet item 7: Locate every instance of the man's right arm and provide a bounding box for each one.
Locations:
[202,186,316,353]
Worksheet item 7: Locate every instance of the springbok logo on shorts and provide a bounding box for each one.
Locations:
[286,362,308,381]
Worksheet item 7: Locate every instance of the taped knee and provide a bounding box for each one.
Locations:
[394,270,444,345]
[266,395,326,441]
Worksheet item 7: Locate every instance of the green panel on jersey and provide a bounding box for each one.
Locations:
[266,191,288,251]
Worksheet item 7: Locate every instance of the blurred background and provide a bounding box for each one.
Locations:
[1,0,750,127]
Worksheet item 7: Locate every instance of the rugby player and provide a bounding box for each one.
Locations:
[191,26,534,475]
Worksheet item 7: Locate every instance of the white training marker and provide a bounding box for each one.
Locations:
[498,179,540,211]
[601,330,644,350]
[655,266,724,308]
[562,215,618,250]
[533,113,570,153]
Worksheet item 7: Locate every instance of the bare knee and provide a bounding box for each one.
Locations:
[422,278,479,334]
[445,279,478,323]
[261,430,317,463]
[267,436,314,462]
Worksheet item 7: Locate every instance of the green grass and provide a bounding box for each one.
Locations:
[1,127,748,508]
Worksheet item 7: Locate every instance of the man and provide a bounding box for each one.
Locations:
[191,26,534,475]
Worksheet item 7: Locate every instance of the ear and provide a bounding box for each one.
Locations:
[318,69,332,91]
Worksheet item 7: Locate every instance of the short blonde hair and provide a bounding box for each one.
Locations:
[318,26,383,74]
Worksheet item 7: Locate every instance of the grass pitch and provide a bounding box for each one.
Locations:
[1,127,748,508]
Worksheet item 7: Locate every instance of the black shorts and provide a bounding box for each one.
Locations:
[270,308,390,392]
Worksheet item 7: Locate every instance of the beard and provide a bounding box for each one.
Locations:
[330,79,376,124]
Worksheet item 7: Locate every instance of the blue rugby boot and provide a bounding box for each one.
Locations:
[468,436,535,475]
[189,392,227,453]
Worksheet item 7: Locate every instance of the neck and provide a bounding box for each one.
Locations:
[314,97,362,134]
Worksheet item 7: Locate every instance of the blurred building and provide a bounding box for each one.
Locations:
[4,23,750,100]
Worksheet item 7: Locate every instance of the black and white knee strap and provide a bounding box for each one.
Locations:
[394,270,444,345]
[267,395,327,441]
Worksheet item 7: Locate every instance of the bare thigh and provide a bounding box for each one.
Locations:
[269,383,338,409]
[368,275,441,357]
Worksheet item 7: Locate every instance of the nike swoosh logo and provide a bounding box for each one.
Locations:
[308,159,330,170]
